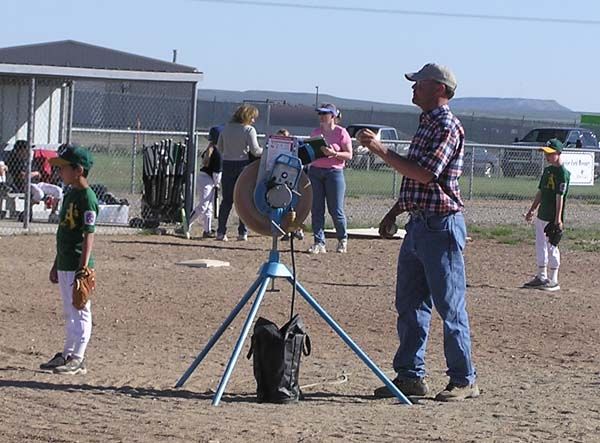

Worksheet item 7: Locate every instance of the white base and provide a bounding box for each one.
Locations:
[324,228,406,239]
[177,259,230,268]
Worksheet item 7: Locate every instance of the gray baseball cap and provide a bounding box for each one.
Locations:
[405,63,457,90]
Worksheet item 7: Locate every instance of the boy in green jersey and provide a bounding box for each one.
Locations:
[40,145,99,374]
[524,139,570,291]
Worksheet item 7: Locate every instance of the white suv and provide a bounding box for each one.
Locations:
[345,124,404,170]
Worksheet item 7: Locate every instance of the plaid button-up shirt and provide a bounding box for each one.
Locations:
[396,104,465,214]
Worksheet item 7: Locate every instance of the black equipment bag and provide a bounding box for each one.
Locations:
[247,314,311,404]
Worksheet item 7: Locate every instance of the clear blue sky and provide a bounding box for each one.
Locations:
[2,0,599,112]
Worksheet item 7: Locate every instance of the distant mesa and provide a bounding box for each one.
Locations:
[196,89,578,120]
[451,97,572,113]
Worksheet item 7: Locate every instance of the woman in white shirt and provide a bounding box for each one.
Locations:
[215,104,262,241]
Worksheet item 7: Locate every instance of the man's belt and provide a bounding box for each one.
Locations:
[408,208,459,218]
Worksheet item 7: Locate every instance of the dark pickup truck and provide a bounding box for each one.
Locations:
[501,127,599,177]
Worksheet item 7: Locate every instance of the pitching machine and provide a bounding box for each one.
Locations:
[175,135,411,406]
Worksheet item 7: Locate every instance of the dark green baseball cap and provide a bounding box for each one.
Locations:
[540,138,563,154]
[50,144,94,170]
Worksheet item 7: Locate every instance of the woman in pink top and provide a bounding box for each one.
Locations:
[307,103,352,254]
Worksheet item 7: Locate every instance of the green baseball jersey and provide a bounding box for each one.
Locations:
[537,164,570,223]
[56,187,99,271]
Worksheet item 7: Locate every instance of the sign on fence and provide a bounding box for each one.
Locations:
[580,114,600,126]
[562,151,595,186]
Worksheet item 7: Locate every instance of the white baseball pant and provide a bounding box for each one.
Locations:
[58,270,92,359]
[534,217,560,271]
[190,171,218,232]
[30,182,63,204]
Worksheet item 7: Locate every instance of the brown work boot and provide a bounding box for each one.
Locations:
[374,377,429,398]
[434,382,480,402]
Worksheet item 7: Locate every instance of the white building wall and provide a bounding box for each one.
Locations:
[0,78,64,147]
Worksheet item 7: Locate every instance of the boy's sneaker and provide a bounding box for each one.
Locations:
[202,230,216,239]
[336,239,348,253]
[53,356,87,375]
[523,276,548,288]
[307,243,326,254]
[374,377,429,398]
[40,352,66,370]
[237,233,248,241]
[434,382,480,402]
[537,280,560,292]
[215,233,228,241]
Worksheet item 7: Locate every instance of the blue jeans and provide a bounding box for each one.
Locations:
[308,167,347,244]
[393,211,476,385]
[217,160,249,236]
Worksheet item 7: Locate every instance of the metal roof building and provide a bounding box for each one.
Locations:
[0,40,203,224]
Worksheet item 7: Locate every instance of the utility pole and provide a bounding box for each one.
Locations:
[315,85,319,107]
[172,49,177,63]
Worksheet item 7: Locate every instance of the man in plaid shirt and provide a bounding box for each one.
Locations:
[358,63,478,402]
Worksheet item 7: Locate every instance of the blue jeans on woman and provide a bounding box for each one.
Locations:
[217,160,249,236]
[392,211,476,386]
[308,166,347,245]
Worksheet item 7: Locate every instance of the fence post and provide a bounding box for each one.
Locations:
[24,77,36,230]
[467,145,475,200]
[392,142,398,197]
[185,82,199,218]
[130,133,137,194]
[66,81,74,144]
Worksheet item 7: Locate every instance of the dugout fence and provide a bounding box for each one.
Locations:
[2,128,599,236]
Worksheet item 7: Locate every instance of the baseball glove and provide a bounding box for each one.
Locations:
[544,222,563,247]
[72,267,96,310]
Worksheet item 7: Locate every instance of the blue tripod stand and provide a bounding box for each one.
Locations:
[175,239,411,406]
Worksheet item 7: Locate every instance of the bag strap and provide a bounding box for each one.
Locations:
[303,334,311,356]
[246,336,254,359]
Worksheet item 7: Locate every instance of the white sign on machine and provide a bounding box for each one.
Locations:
[562,151,595,186]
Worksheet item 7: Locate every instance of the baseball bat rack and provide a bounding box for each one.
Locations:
[129,139,187,229]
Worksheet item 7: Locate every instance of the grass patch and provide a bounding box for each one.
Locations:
[469,224,533,245]
[465,176,600,202]
[91,152,143,192]
[563,227,600,252]
[345,169,600,201]
[345,168,399,198]
[86,153,600,203]
[469,223,600,252]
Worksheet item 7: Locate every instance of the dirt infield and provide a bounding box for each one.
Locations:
[1,233,599,442]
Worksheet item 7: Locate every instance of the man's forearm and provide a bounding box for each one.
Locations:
[380,149,434,184]
[386,201,403,218]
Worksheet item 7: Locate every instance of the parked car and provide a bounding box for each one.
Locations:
[501,127,599,177]
[462,146,500,178]
[345,124,405,170]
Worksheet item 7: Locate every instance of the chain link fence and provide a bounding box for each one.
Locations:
[0,78,195,235]
[342,140,600,229]
[3,130,599,236]
[2,84,599,235]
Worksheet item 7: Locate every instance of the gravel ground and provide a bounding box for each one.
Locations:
[2,196,600,237]
[346,197,600,228]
